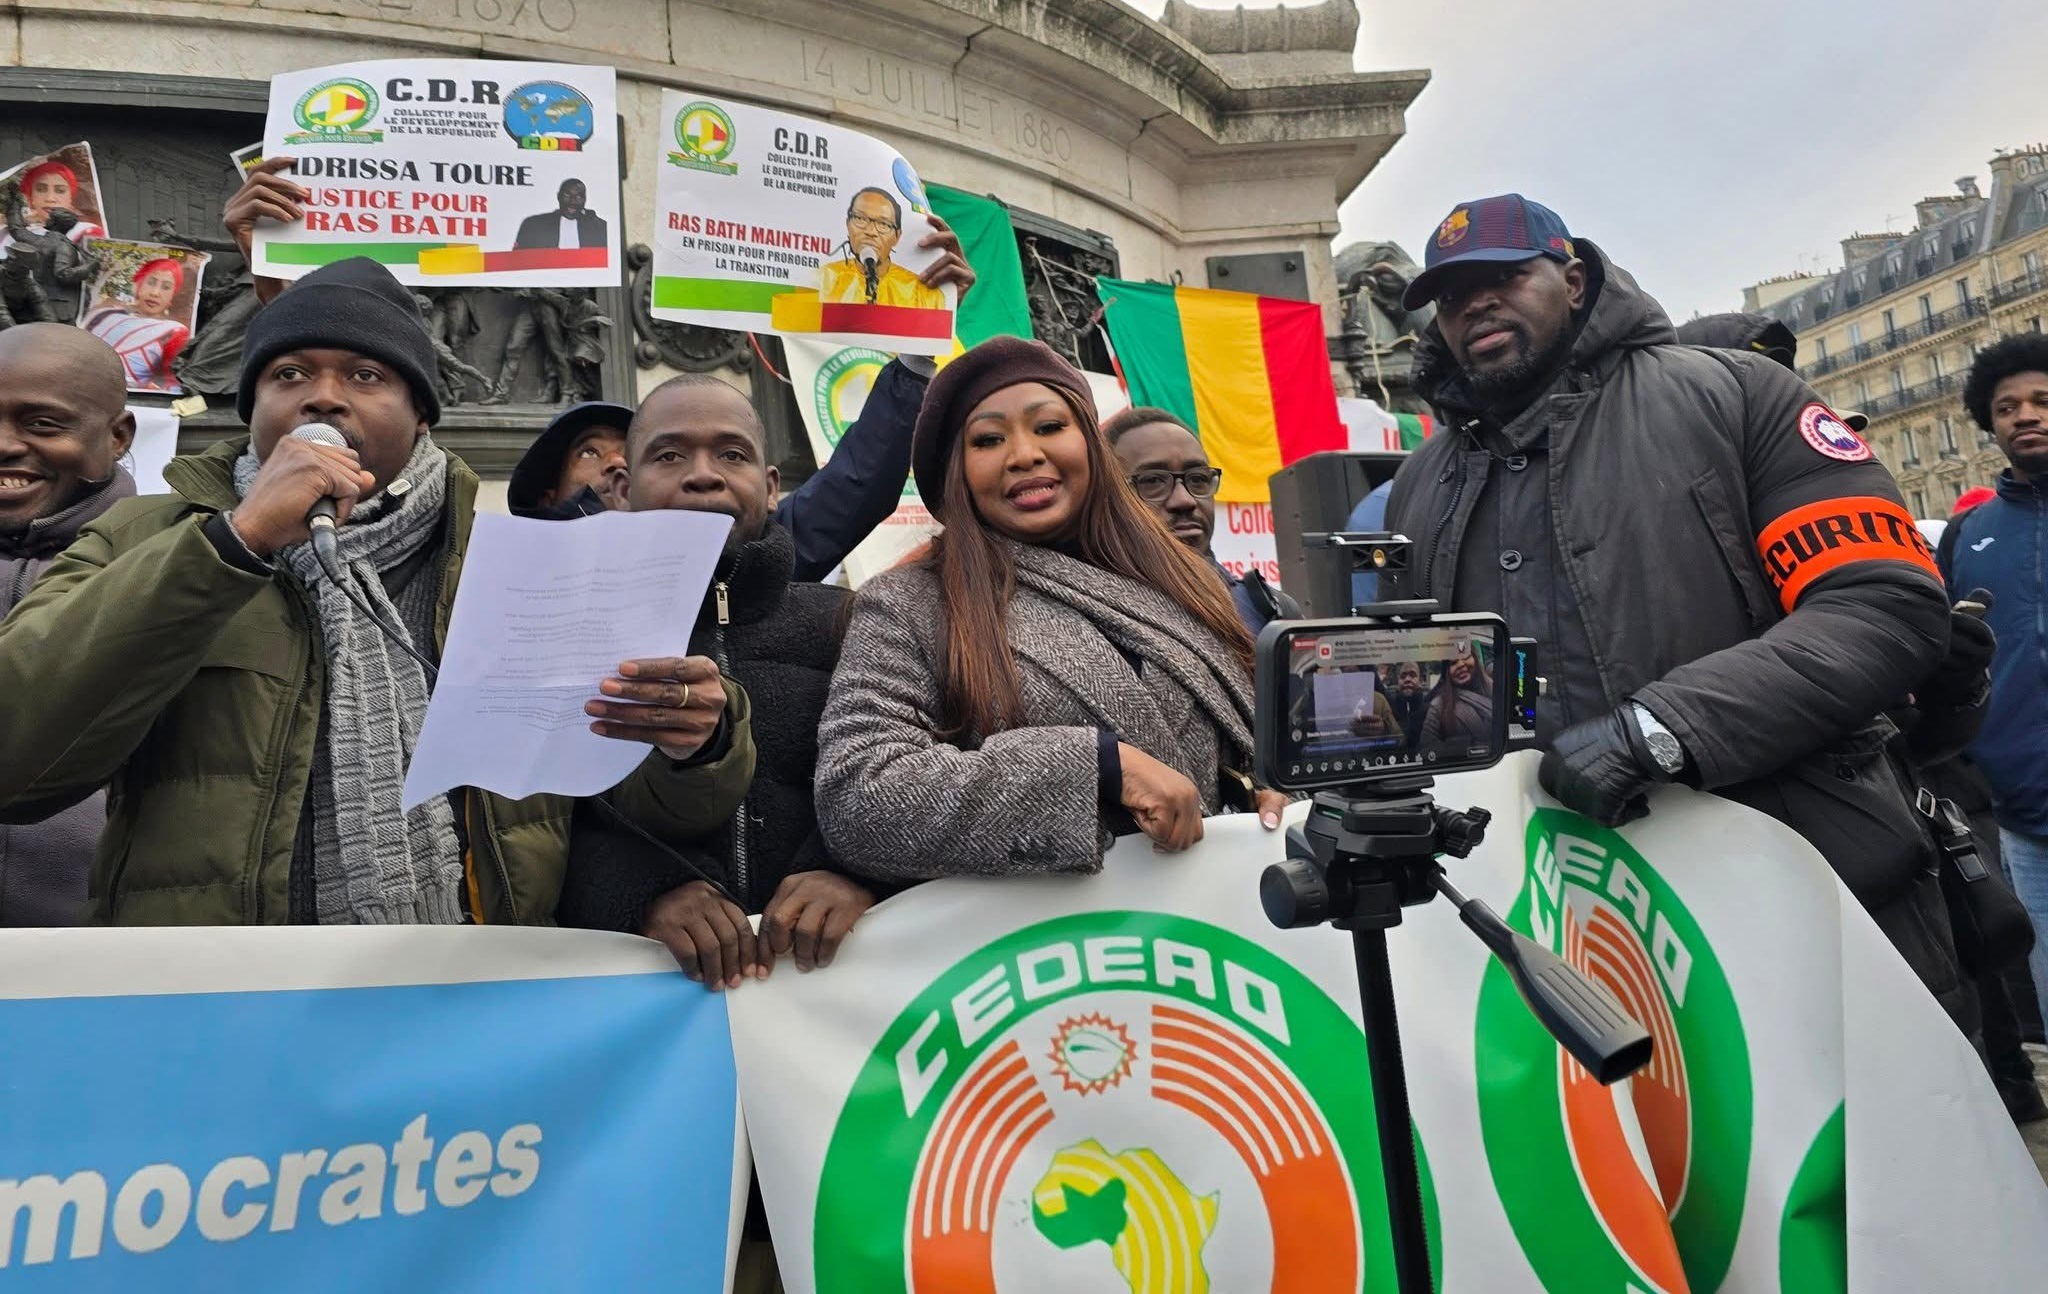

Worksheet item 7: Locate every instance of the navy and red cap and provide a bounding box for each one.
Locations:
[1402,194,1577,310]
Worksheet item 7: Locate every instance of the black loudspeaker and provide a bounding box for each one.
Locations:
[1269,451,1409,617]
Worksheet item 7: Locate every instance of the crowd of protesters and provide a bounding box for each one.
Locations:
[5,170,2048,1248]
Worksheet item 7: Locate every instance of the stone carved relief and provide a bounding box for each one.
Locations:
[624,242,752,374]
[1020,234,1115,371]
[1332,239,1434,411]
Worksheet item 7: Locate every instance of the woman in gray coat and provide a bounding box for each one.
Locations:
[815,338,1285,882]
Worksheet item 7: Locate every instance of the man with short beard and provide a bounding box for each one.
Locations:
[1382,194,1965,1021]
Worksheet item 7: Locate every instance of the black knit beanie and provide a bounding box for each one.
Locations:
[911,336,1097,520]
[237,257,442,425]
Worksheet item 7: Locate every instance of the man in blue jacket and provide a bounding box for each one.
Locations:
[1941,333,2048,1020]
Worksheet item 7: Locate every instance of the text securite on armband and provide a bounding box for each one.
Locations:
[1755,496,1940,611]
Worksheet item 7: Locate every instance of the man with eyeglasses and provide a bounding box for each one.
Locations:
[819,187,946,310]
[1104,405,1298,635]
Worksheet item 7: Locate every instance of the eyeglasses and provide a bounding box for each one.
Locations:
[1127,468,1222,502]
[848,214,899,235]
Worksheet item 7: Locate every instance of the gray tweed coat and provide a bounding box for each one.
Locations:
[815,541,1255,880]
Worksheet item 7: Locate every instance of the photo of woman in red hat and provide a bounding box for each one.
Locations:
[79,242,209,393]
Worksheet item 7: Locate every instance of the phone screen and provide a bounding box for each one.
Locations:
[1265,619,1509,789]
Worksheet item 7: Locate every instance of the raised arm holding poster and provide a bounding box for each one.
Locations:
[652,90,956,355]
[253,60,620,287]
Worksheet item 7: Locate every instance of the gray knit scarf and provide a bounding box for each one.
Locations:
[1008,541,1257,763]
[233,436,465,924]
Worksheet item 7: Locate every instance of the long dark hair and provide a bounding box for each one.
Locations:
[1433,652,1493,733]
[928,387,1253,739]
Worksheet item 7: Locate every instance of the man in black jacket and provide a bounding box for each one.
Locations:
[1383,194,1963,1017]
[556,374,872,988]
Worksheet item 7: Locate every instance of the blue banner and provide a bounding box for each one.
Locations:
[0,929,739,1290]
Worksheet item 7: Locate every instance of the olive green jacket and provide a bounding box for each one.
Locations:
[0,438,754,926]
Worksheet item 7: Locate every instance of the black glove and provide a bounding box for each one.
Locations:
[1539,708,1658,826]
[1920,601,1996,707]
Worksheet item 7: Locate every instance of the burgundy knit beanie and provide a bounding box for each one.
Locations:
[911,336,1098,519]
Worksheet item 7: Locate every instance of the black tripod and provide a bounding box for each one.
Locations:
[1263,776,1654,1294]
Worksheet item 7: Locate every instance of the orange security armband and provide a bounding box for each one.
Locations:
[1755,496,1940,611]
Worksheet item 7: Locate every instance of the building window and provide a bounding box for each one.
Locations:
[1849,322,1864,347]
[1882,308,1897,335]
[1910,489,1928,517]
[1902,425,1918,461]
[2027,251,2043,278]
[1815,336,1828,362]
[1957,277,1972,305]
[1856,379,1870,405]
[1918,293,1934,323]
[2033,316,2044,334]
[1890,367,1906,395]
[1929,352,1943,380]
[1940,416,1958,453]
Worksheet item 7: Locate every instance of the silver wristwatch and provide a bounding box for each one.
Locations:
[1629,703,1685,777]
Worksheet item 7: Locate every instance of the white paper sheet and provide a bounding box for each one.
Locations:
[402,508,733,810]
[123,406,179,494]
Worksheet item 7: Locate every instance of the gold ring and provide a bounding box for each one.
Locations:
[678,681,692,709]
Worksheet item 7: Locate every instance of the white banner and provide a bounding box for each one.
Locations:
[729,754,2048,1291]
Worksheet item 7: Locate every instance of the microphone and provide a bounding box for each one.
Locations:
[858,246,879,304]
[289,423,349,579]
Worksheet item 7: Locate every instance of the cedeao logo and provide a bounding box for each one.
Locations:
[1477,809,1753,1293]
[814,911,1439,1291]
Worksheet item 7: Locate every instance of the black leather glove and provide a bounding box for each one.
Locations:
[1920,600,1996,706]
[1539,708,1658,826]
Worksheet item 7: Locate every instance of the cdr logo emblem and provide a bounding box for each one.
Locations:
[813,912,1439,1291]
[1476,810,1754,1293]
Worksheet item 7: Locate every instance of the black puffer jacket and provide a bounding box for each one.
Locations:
[557,522,849,928]
[1385,244,1961,1012]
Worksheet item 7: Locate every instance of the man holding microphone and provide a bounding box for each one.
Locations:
[0,256,755,925]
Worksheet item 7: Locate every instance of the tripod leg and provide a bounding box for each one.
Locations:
[1353,927,1434,1294]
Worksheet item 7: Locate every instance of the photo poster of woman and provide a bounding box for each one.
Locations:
[75,239,211,395]
[0,141,108,254]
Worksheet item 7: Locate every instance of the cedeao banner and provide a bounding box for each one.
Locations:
[0,928,744,1290]
[4,759,2042,1290]
[729,753,2048,1292]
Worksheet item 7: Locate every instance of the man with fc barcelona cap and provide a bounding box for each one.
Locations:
[1381,194,1969,1023]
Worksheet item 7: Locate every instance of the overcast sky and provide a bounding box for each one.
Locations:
[1131,0,2048,320]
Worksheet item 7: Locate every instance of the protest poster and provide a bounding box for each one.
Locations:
[76,240,210,394]
[0,142,107,253]
[253,60,620,287]
[651,90,956,355]
[0,926,744,1290]
[728,754,2048,1292]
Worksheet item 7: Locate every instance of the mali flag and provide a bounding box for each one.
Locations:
[1096,278,1344,503]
